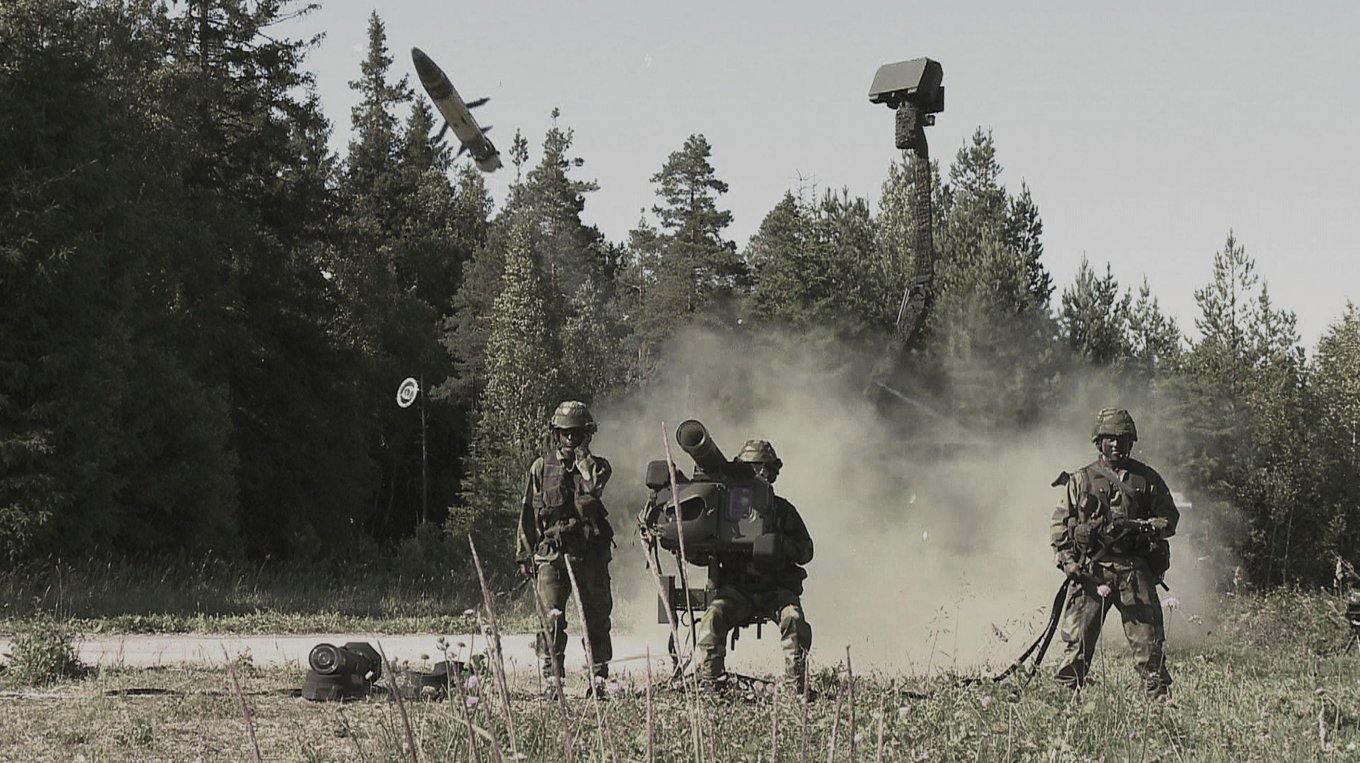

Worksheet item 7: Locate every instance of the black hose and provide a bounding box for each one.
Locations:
[991,580,1070,683]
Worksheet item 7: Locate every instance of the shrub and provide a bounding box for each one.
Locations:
[6,613,85,685]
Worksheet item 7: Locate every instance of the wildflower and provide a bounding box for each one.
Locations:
[464,674,481,691]
[1160,595,1180,609]
[465,695,480,708]
[980,694,994,709]
[547,608,563,620]
[1096,584,1112,598]
[463,608,476,617]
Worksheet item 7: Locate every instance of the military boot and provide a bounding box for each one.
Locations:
[786,657,817,702]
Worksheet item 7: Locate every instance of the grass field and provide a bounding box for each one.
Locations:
[1,580,1358,761]
[0,555,538,636]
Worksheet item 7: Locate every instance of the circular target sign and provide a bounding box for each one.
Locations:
[396,377,421,408]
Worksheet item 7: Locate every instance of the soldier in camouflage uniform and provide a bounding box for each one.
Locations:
[694,440,815,695]
[516,401,614,695]
[1051,408,1179,698]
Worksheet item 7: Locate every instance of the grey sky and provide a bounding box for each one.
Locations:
[286,1,1357,348]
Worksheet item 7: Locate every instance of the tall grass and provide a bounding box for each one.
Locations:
[0,552,532,633]
[2,589,1359,760]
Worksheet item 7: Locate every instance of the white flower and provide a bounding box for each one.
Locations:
[980,694,994,708]
[1160,596,1180,609]
[547,608,563,620]
[464,674,481,691]
[462,608,476,617]
[1096,584,1112,598]
[465,695,480,708]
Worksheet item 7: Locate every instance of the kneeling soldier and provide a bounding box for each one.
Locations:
[694,440,814,696]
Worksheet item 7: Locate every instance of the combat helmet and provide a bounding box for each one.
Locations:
[736,439,783,483]
[550,400,597,433]
[1091,407,1138,442]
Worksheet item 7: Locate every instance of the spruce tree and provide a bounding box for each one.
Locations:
[454,219,558,557]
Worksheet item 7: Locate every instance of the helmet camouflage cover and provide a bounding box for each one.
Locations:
[1091,407,1138,442]
[736,439,783,469]
[550,400,597,433]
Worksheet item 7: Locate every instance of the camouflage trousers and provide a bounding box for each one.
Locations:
[695,586,811,689]
[1056,560,1171,697]
[534,554,612,679]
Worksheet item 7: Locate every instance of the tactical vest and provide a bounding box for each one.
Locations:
[534,450,586,527]
[532,450,610,556]
[1078,462,1166,570]
[1082,465,1152,523]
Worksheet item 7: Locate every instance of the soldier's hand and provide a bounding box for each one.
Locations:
[575,494,605,518]
[1147,517,1170,535]
[517,561,534,579]
[1062,561,1083,581]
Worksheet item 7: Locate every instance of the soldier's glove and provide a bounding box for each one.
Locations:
[542,517,580,542]
[1062,561,1084,581]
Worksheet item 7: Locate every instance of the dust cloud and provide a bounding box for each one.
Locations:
[588,328,1227,677]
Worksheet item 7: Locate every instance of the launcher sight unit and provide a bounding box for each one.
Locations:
[638,420,783,564]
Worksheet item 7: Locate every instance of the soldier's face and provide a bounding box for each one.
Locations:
[1097,435,1132,464]
[556,428,588,449]
[753,463,779,484]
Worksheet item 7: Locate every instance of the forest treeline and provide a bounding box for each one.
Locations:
[3,1,1358,586]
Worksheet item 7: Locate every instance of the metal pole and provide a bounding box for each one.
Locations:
[420,376,429,526]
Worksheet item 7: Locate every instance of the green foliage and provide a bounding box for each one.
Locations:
[457,219,558,559]
[1060,256,1131,366]
[1168,231,1319,585]
[0,0,1353,598]
[748,189,896,339]
[6,613,84,686]
[922,129,1060,428]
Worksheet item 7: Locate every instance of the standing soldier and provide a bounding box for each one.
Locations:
[1051,407,1179,699]
[694,440,815,697]
[516,401,614,697]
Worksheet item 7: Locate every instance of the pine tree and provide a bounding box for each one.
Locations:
[454,219,559,556]
[647,134,746,318]
[922,129,1058,428]
[1059,257,1130,366]
[0,0,243,558]
[1313,303,1360,559]
[1173,231,1316,583]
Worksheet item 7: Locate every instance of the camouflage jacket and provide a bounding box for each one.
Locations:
[1050,457,1178,569]
[515,447,613,565]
